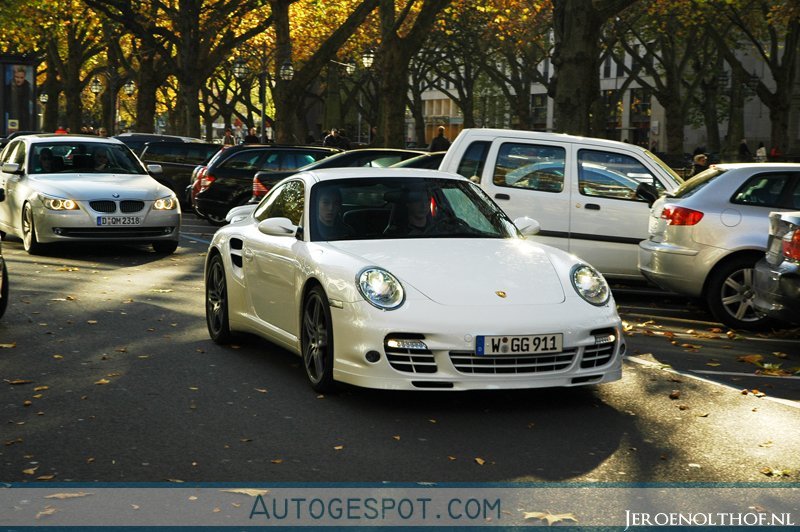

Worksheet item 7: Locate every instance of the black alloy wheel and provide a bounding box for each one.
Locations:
[206,253,233,343]
[301,285,335,392]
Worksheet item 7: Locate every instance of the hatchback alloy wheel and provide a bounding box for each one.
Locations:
[706,256,770,330]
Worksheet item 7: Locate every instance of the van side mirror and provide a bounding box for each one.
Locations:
[635,182,659,207]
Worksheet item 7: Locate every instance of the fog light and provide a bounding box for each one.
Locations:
[53,228,63,235]
[594,333,615,345]
[365,351,381,363]
[386,338,428,350]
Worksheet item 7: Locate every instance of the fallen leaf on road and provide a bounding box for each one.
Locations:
[669,390,681,400]
[392,435,400,441]
[37,474,56,480]
[334,445,344,451]
[23,466,39,475]
[474,457,486,465]
[738,354,764,365]
[522,511,578,526]
[36,507,57,519]
[6,379,32,385]
[94,379,110,385]
[706,363,720,367]
[271,459,283,464]
[1,342,17,348]
[87,320,98,325]
[45,492,93,500]
[34,386,49,391]
[760,467,792,478]
[254,388,268,393]
[220,488,269,497]
[150,289,174,293]
[759,441,773,448]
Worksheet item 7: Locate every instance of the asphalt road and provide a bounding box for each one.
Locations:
[1,214,798,484]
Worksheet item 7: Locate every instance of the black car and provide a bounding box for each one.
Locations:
[194,145,341,224]
[390,151,446,170]
[140,141,220,207]
[753,210,800,325]
[249,148,427,204]
[0,130,40,150]
[113,132,202,156]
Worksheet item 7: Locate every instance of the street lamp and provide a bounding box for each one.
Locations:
[361,49,375,69]
[279,61,294,81]
[90,77,102,95]
[232,58,249,80]
[39,93,48,104]
[123,80,136,96]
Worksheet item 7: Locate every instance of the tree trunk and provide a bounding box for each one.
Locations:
[551,0,635,135]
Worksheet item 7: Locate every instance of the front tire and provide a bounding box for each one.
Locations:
[153,240,179,254]
[206,253,233,343]
[0,258,8,320]
[22,203,43,255]
[204,211,228,226]
[301,285,335,393]
[705,256,771,330]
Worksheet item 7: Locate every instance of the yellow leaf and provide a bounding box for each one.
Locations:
[220,488,270,497]
[94,379,110,385]
[448,456,457,461]
[34,386,49,391]
[523,511,578,525]
[45,492,93,499]
[706,363,720,367]
[271,459,283,464]
[23,466,39,475]
[334,445,344,450]
[474,457,486,465]
[255,388,268,393]
[36,507,57,519]
[37,474,56,480]
[738,354,764,365]
[6,379,32,385]
[0,342,17,348]
[392,435,400,441]
[87,320,98,325]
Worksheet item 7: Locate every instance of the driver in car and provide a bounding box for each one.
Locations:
[315,187,352,240]
[406,188,432,235]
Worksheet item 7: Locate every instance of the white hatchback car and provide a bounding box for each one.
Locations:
[205,168,624,392]
[0,134,180,254]
[639,163,800,329]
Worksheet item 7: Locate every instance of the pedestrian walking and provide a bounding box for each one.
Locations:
[738,139,752,162]
[223,128,236,146]
[755,142,767,162]
[428,126,451,152]
[243,127,259,144]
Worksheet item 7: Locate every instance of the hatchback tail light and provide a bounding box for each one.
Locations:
[660,205,704,226]
[783,229,800,261]
[252,177,270,199]
[200,171,216,191]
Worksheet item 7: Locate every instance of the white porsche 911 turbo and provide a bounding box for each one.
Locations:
[205,168,624,392]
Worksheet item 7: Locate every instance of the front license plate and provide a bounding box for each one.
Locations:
[97,216,141,226]
[476,334,563,355]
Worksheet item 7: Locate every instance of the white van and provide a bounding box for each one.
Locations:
[439,128,683,279]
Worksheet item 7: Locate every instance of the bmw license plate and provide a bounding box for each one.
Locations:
[97,216,141,226]
[476,334,563,355]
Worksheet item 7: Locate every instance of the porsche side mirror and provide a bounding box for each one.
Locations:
[514,216,540,236]
[258,217,298,237]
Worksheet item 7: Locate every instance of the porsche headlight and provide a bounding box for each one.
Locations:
[153,195,178,210]
[357,268,405,310]
[570,264,610,306]
[40,194,79,211]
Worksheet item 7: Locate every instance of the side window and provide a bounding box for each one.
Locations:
[254,180,305,225]
[9,142,26,167]
[220,150,263,171]
[493,142,565,193]
[1,141,22,165]
[455,141,490,181]
[579,149,663,192]
[732,174,790,208]
[578,150,650,200]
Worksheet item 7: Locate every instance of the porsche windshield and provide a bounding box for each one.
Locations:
[29,142,145,175]
[309,177,519,241]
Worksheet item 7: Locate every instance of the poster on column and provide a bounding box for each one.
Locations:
[4,63,34,133]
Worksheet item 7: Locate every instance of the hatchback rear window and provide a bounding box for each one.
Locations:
[670,168,727,198]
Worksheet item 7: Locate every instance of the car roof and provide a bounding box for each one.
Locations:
[22,134,126,145]
[454,127,653,153]
[300,167,468,183]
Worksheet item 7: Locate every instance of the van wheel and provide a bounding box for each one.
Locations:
[705,256,772,330]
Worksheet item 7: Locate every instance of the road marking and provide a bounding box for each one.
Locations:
[691,369,800,380]
[625,356,800,409]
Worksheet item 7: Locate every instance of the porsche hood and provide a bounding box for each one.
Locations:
[331,239,566,306]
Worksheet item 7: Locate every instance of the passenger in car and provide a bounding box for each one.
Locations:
[315,187,352,240]
[37,148,56,172]
[93,147,112,170]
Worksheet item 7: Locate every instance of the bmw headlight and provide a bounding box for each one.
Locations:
[154,195,178,210]
[570,264,610,306]
[357,268,405,310]
[40,194,79,211]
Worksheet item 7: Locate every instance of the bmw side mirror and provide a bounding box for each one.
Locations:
[1,162,21,174]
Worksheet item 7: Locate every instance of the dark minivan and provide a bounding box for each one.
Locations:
[140,141,221,206]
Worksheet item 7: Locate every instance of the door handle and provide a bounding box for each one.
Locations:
[494,193,510,200]
[585,203,600,210]
[243,248,254,261]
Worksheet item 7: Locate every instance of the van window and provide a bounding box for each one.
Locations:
[578,149,667,201]
[493,142,565,193]
[455,141,490,182]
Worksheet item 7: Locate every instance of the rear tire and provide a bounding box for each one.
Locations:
[705,256,772,330]
[205,253,233,343]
